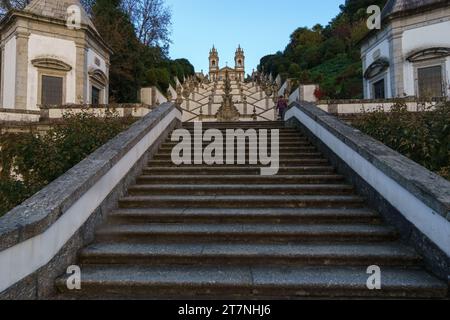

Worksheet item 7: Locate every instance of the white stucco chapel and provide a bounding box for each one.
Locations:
[0,0,111,111]
[361,0,450,100]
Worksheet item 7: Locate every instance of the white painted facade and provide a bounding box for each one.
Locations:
[86,48,108,104]
[362,37,392,98]
[27,34,77,110]
[0,1,111,112]
[361,5,450,99]
[401,21,450,97]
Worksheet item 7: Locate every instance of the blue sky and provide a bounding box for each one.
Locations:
[166,0,345,74]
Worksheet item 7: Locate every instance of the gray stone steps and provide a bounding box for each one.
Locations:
[108,207,381,224]
[55,265,447,299]
[78,242,421,267]
[158,146,318,152]
[53,121,448,299]
[154,152,323,160]
[183,122,286,129]
[161,141,313,148]
[118,195,366,209]
[180,127,301,133]
[95,223,397,243]
[147,159,330,167]
[142,166,336,175]
[179,133,304,140]
[175,133,306,140]
[136,174,346,185]
[127,184,355,196]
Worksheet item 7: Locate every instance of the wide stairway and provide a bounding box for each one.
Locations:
[56,121,447,299]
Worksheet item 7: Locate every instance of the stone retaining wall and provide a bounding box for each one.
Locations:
[0,102,182,299]
[286,102,450,281]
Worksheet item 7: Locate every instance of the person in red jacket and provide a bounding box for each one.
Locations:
[276,96,288,120]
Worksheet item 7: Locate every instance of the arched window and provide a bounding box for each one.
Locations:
[212,60,216,67]
[88,68,108,105]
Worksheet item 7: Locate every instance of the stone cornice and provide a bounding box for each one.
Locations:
[0,10,112,55]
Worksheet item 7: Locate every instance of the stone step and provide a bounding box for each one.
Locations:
[161,141,313,148]
[118,195,366,209]
[79,242,421,267]
[165,136,310,143]
[127,184,355,196]
[136,174,346,185]
[180,127,299,132]
[142,166,336,175]
[153,152,323,160]
[95,223,396,243]
[178,132,304,139]
[108,207,381,224]
[182,122,286,129]
[158,146,318,153]
[182,122,288,127]
[147,159,329,167]
[55,265,447,299]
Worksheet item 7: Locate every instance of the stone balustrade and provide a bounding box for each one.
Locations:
[285,101,450,281]
[0,102,182,299]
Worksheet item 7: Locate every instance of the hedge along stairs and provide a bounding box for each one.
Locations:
[56,121,448,299]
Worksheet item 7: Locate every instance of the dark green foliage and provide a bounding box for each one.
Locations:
[92,0,194,102]
[353,102,450,180]
[93,0,143,102]
[259,0,388,99]
[144,58,195,93]
[0,112,135,217]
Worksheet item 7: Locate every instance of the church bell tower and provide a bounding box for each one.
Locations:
[235,45,245,81]
[209,46,219,81]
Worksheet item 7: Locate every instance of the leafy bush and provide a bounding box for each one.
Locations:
[353,102,450,180]
[0,111,135,217]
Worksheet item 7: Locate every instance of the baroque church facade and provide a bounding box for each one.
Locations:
[0,0,111,111]
[208,45,245,82]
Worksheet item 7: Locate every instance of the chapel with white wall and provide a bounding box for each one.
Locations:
[0,0,111,111]
[361,0,450,100]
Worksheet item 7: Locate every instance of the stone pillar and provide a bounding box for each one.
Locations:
[243,96,247,114]
[105,61,110,104]
[0,43,5,108]
[208,96,212,115]
[328,104,338,115]
[390,27,404,97]
[75,39,88,104]
[15,29,30,110]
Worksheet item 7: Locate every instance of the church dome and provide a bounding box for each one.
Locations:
[24,0,99,34]
[382,0,450,20]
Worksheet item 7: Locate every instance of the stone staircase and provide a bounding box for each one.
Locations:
[56,121,447,299]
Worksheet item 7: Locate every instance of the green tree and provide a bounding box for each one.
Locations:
[258,0,388,99]
[93,0,143,102]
